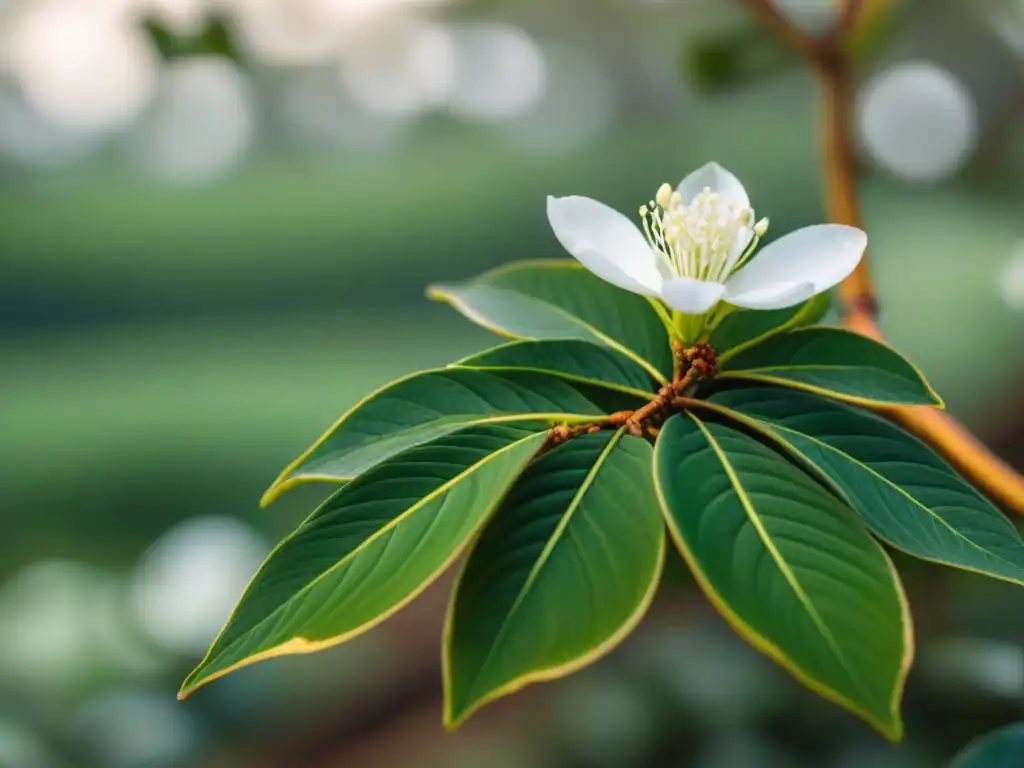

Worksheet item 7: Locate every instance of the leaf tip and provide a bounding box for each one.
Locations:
[425,283,451,302]
[442,699,478,733]
[878,715,904,744]
[176,677,199,701]
[260,475,306,507]
[259,484,281,508]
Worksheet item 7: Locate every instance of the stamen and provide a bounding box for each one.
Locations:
[732,232,762,272]
[656,183,673,209]
[640,210,657,249]
[637,179,760,284]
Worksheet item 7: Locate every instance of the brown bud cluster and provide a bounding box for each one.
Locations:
[686,343,718,380]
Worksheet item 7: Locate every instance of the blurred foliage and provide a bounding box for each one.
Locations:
[684,0,904,94]
[142,15,241,64]
[685,25,801,94]
[952,722,1024,767]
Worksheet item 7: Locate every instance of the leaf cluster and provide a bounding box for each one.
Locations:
[180,262,1024,741]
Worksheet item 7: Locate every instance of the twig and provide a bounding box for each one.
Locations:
[625,381,686,436]
[745,0,1024,513]
[816,50,877,320]
[743,0,819,58]
[546,345,718,445]
[826,0,865,46]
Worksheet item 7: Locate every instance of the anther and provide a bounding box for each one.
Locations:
[656,183,673,209]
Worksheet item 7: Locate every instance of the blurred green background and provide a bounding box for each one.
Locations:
[1,0,1023,765]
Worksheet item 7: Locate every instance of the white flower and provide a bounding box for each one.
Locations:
[546,162,867,318]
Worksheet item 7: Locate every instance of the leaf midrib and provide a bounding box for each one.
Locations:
[722,364,898,374]
[764,422,1024,583]
[293,412,602,481]
[460,430,624,703]
[712,373,928,406]
[434,283,669,384]
[691,414,875,709]
[715,301,820,365]
[684,398,1024,582]
[450,365,653,401]
[203,430,547,675]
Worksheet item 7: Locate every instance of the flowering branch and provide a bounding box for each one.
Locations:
[545,344,717,447]
[743,0,1024,513]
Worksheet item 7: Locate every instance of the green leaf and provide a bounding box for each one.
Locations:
[711,294,830,362]
[180,423,547,699]
[428,260,673,383]
[704,387,1024,587]
[444,430,664,728]
[684,24,800,95]
[263,368,644,505]
[654,413,911,741]
[952,723,1024,768]
[716,327,941,407]
[454,339,655,400]
[143,15,239,63]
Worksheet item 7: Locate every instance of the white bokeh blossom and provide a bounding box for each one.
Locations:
[547,162,867,340]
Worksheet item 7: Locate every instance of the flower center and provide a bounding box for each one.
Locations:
[639,183,766,284]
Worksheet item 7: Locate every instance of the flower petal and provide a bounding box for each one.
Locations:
[676,162,751,209]
[660,277,726,314]
[725,281,816,310]
[724,223,867,301]
[547,195,663,296]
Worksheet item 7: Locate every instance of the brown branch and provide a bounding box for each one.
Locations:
[546,345,718,445]
[748,0,1024,513]
[816,54,877,320]
[627,384,678,431]
[826,0,865,45]
[742,0,819,59]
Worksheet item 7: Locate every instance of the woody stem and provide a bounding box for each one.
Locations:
[743,0,1024,514]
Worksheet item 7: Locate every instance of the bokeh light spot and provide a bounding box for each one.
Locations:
[132,515,268,655]
[999,240,1024,311]
[129,55,255,186]
[339,16,455,118]
[858,61,978,183]
[71,689,200,768]
[445,23,547,122]
[3,2,159,133]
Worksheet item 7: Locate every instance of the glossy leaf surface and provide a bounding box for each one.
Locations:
[455,339,655,399]
[717,327,940,407]
[428,260,673,382]
[263,368,641,504]
[182,423,547,699]
[711,293,829,362]
[655,413,910,740]
[444,430,664,728]
[706,387,1024,586]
